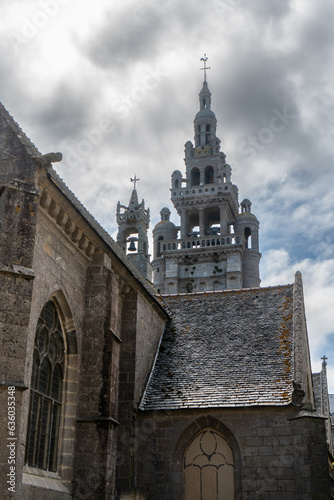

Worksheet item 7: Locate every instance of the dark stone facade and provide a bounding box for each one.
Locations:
[135,408,330,500]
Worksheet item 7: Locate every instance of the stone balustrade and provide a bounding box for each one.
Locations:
[160,233,245,253]
[171,183,231,198]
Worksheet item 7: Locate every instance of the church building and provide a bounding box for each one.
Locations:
[0,58,333,499]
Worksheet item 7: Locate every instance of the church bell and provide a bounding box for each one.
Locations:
[127,237,137,252]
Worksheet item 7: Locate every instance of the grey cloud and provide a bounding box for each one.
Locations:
[82,4,169,69]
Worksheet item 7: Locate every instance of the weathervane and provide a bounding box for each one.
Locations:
[130,174,140,190]
[200,54,210,82]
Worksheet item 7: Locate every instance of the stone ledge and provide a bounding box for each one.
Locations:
[22,467,70,493]
[76,416,120,425]
[0,262,35,280]
[0,380,29,390]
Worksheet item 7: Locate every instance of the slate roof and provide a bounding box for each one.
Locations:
[140,285,295,410]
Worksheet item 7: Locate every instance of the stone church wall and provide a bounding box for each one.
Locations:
[116,291,167,498]
[0,165,168,499]
[18,198,89,499]
[134,406,330,500]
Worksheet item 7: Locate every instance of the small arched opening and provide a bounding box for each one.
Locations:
[191,168,200,186]
[213,281,223,291]
[244,227,252,249]
[204,165,214,184]
[205,124,211,144]
[157,235,164,257]
[196,125,201,147]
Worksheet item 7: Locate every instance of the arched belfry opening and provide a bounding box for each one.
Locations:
[191,167,200,186]
[204,165,214,184]
[244,227,252,249]
[184,427,235,500]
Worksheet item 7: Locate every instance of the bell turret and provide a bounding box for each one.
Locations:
[116,177,152,281]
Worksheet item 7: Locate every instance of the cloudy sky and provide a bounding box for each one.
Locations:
[1,0,334,389]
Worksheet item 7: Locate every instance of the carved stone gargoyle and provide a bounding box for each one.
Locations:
[292,381,305,407]
[33,152,62,170]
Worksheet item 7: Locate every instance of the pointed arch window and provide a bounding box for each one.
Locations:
[25,301,65,471]
[184,428,235,500]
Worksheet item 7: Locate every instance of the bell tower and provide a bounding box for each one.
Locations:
[151,56,261,294]
[116,176,152,281]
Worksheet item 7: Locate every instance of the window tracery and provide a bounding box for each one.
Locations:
[25,301,65,471]
[184,428,235,500]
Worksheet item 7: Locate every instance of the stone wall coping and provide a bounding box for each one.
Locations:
[0,261,35,279]
[76,416,120,425]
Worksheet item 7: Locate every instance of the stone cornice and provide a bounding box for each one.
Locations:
[0,262,35,280]
[38,184,97,260]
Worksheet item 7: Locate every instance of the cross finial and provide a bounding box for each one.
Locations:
[130,174,140,190]
[321,355,328,367]
[200,54,210,83]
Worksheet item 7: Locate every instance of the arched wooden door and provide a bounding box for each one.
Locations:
[184,428,235,500]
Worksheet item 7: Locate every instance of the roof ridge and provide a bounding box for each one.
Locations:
[159,283,293,297]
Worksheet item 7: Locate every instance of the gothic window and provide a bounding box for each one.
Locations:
[204,166,214,184]
[184,428,235,500]
[25,301,65,471]
[191,168,200,186]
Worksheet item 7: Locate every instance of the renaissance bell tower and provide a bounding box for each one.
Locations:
[152,56,261,294]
